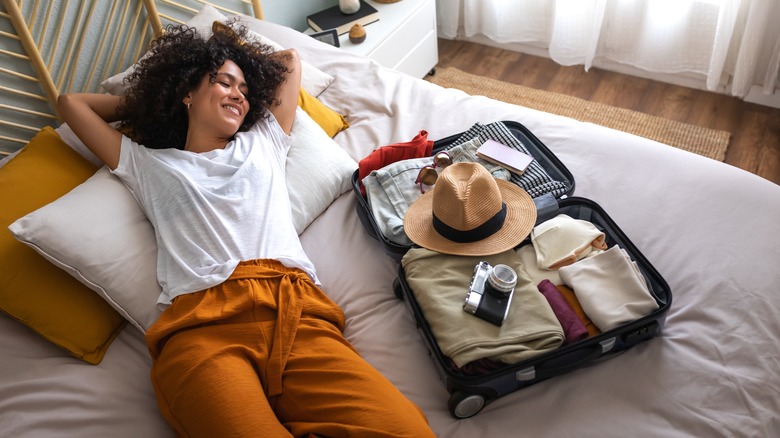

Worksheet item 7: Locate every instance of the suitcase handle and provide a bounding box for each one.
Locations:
[535,344,604,376]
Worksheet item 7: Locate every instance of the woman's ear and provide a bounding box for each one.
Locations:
[183,95,191,109]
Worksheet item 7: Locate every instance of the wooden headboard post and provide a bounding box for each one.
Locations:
[142,0,165,38]
[251,0,265,20]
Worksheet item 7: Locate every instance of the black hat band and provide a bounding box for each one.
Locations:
[431,203,507,243]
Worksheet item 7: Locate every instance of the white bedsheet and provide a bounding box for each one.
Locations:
[2,17,779,437]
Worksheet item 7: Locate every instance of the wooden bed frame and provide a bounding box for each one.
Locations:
[0,0,264,156]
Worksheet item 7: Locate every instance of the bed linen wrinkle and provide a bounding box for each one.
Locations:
[0,314,167,437]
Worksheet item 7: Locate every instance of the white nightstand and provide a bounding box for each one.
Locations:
[307,0,438,78]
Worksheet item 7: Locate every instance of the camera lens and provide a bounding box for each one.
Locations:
[486,264,517,298]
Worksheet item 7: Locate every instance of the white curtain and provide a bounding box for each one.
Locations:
[436,0,780,98]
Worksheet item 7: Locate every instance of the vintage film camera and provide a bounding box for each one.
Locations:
[463,261,517,326]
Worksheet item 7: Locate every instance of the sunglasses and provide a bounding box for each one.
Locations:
[415,151,453,193]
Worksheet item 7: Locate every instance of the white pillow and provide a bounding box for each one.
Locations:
[101,5,334,98]
[13,111,355,332]
[287,107,357,233]
[9,167,163,332]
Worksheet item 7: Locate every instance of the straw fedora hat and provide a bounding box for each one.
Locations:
[403,162,536,256]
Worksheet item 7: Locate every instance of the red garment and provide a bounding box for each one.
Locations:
[357,130,433,195]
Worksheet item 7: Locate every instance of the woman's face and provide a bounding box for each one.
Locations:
[185,60,250,139]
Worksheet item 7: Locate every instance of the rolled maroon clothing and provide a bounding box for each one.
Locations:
[555,284,600,337]
[537,279,589,344]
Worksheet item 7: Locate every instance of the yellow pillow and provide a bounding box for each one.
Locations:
[0,127,126,364]
[298,88,349,137]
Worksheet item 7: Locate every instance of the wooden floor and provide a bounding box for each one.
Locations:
[435,39,780,185]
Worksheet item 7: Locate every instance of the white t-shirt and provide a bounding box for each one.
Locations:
[111,116,318,307]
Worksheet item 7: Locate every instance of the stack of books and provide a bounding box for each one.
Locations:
[307,1,380,35]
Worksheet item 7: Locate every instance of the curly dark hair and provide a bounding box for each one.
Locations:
[117,21,289,150]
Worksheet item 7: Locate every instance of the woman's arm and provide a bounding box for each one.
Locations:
[268,48,302,135]
[57,93,124,169]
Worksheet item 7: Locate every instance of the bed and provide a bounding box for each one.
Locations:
[2,1,779,436]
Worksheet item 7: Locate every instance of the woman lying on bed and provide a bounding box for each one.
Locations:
[57,21,434,438]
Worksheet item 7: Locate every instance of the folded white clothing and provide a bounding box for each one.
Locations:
[558,246,659,331]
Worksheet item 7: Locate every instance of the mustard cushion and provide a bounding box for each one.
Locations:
[298,88,349,137]
[0,127,126,364]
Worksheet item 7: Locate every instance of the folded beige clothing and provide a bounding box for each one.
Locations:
[517,243,562,286]
[401,248,564,368]
[531,214,607,270]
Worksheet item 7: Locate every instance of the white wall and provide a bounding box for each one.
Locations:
[262,0,337,31]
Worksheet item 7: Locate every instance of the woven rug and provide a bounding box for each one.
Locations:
[426,67,730,161]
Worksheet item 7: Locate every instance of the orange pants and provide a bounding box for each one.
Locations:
[145,259,434,438]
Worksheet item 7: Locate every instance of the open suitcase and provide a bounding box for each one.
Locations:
[351,121,672,418]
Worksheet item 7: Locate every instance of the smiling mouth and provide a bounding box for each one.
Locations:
[222,105,241,117]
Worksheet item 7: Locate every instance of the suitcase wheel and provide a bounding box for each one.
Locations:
[448,391,486,419]
[392,278,404,300]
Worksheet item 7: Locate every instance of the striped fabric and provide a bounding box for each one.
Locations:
[445,122,568,199]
